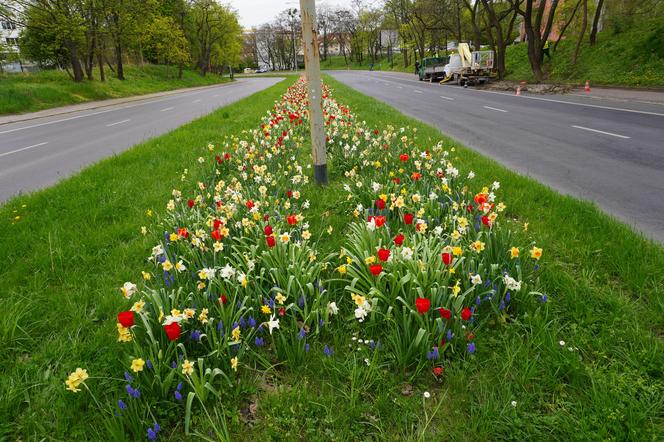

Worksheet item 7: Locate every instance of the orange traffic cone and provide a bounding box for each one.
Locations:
[516,86,521,96]
[584,80,591,93]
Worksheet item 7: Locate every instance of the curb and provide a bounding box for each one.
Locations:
[0,80,240,126]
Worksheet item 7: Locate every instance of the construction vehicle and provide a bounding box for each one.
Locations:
[417,56,450,82]
[440,43,495,86]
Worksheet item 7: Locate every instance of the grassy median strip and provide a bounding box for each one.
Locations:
[0,65,232,116]
[1,75,662,440]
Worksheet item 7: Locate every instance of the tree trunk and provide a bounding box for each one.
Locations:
[64,39,85,82]
[115,42,124,80]
[572,0,588,66]
[98,47,105,82]
[589,0,604,45]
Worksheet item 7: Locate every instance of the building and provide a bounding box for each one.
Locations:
[1,1,24,72]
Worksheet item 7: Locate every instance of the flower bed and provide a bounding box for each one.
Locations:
[66,78,547,438]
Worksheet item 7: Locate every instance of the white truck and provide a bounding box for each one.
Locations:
[441,43,495,86]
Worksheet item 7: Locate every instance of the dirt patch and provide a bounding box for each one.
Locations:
[479,80,574,94]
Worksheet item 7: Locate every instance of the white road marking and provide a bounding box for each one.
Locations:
[440,95,455,101]
[160,107,174,112]
[397,86,403,89]
[192,99,202,103]
[106,119,130,127]
[483,106,508,113]
[0,142,48,158]
[571,125,631,139]
[414,90,423,94]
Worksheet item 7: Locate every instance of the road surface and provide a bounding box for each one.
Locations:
[0,77,283,203]
[328,70,664,243]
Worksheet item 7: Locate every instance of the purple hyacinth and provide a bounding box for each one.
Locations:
[499,300,505,311]
[540,294,548,303]
[305,343,310,352]
[298,328,306,340]
[190,330,201,342]
[146,360,153,370]
[118,399,127,410]
[124,372,133,382]
[475,296,481,305]
[147,428,157,440]
[505,292,511,303]
[174,390,182,401]
[467,342,476,354]
[323,345,333,357]
[255,336,264,347]
[248,316,256,328]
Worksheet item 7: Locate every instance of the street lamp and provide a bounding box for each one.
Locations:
[299,0,328,185]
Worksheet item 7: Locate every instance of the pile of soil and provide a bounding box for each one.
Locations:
[479,80,574,94]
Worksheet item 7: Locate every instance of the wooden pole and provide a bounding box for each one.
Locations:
[299,0,328,185]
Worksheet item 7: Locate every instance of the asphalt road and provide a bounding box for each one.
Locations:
[328,70,664,243]
[0,77,283,203]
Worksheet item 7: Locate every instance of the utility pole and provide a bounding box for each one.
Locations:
[299,0,328,185]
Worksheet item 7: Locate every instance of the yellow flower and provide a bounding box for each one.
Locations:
[162,260,173,271]
[337,264,347,275]
[131,358,145,373]
[169,232,179,242]
[530,246,543,260]
[199,308,209,324]
[182,359,195,376]
[231,326,241,341]
[230,356,238,372]
[261,305,272,314]
[510,247,520,259]
[131,300,145,313]
[184,308,195,319]
[326,226,334,235]
[64,368,89,393]
[302,230,312,240]
[471,240,485,253]
[364,255,376,265]
[346,256,353,265]
[451,280,461,297]
[117,323,132,342]
[351,294,366,307]
[452,246,463,257]
[141,271,151,280]
[523,222,529,231]
[275,293,287,305]
[213,242,224,252]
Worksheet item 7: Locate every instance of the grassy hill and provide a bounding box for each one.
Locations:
[0,64,231,116]
[505,18,664,87]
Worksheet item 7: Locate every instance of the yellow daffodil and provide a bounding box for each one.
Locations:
[182,359,195,376]
[231,356,238,372]
[231,326,241,341]
[131,358,145,373]
[530,246,543,260]
[510,247,520,259]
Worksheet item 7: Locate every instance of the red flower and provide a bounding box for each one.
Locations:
[219,294,228,305]
[399,153,409,162]
[442,252,453,266]
[438,307,451,320]
[287,215,297,225]
[246,200,254,210]
[474,193,487,205]
[392,177,401,184]
[164,322,181,341]
[432,366,444,377]
[404,213,413,225]
[117,311,134,327]
[213,219,223,230]
[461,307,472,321]
[215,155,222,165]
[177,228,189,238]
[375,199,385,210]
[211,229,222,241]
[377,248,390,262]
[287,190,293,198]
[415,222,425,232]
[466,204,474,213]
[369,264,383,276]
[266,235,276,248]
[394,233,405,246]
[264,225,273,236]
[415,297,431,314]
[374,216,386,227]
[374,129,379,135]
[279,307,286,317]
[187,199,195,209]
[411,172,421,181]
[481,216,490,226]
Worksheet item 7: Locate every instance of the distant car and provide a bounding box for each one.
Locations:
[255,68,270,74]
[243,68,256,74]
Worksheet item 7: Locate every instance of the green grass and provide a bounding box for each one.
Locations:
[0,64,232,115]
[505,18,664,86]
[1,74,663,440]
[321,53,414,74]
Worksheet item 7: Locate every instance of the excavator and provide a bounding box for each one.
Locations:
[439,43,496,86]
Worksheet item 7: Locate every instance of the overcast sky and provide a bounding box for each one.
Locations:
[226,0,357,28]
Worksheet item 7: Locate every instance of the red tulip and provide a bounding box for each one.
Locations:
[266,236,276,248]
[211,229,222,241]
[369,264,383,276]
[117,311,134,328]
[279,307,286,316]
[438,307,451,320]
[442,252,453,266]
[374,129,379,135]
[264,225,273,236]
[394,234,405,246]
[474,193,487,205]
[415,297,431,314]
[399,153,409,162]
[375,199,385,210]
[432,366,444,377]
[164,322,181,341]
[287,215,297,225]
[213,219,223,230]
[219,294,228,305]
[177,228,189,238]
[404,213,413,225]
[392,177,401,184]
[287,190,293,198]
[187,199,195,209]
[411,172,421,181]
[461,307,472,321]
[377,248,390,262]
[481,216,490,226]
[246,200,254,210]
[374,216,386,227]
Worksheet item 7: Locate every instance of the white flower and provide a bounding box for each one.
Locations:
[467,171,475,179]
[366,218,376,231]
[267,314,280,335]
[492,181,500,190]
[559,340,566,347]
[327,302,339,315]
[471,274,483,286]
[354,306,368,322]
[511,400,517,407]
[401,247,414,260]
[219,264,235,279]
[433,226,444,236]
[121,282,137,299]
[504,275,522,291]
[163,314,184,326]
[371,181,382,192]
[423,391,431,399]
